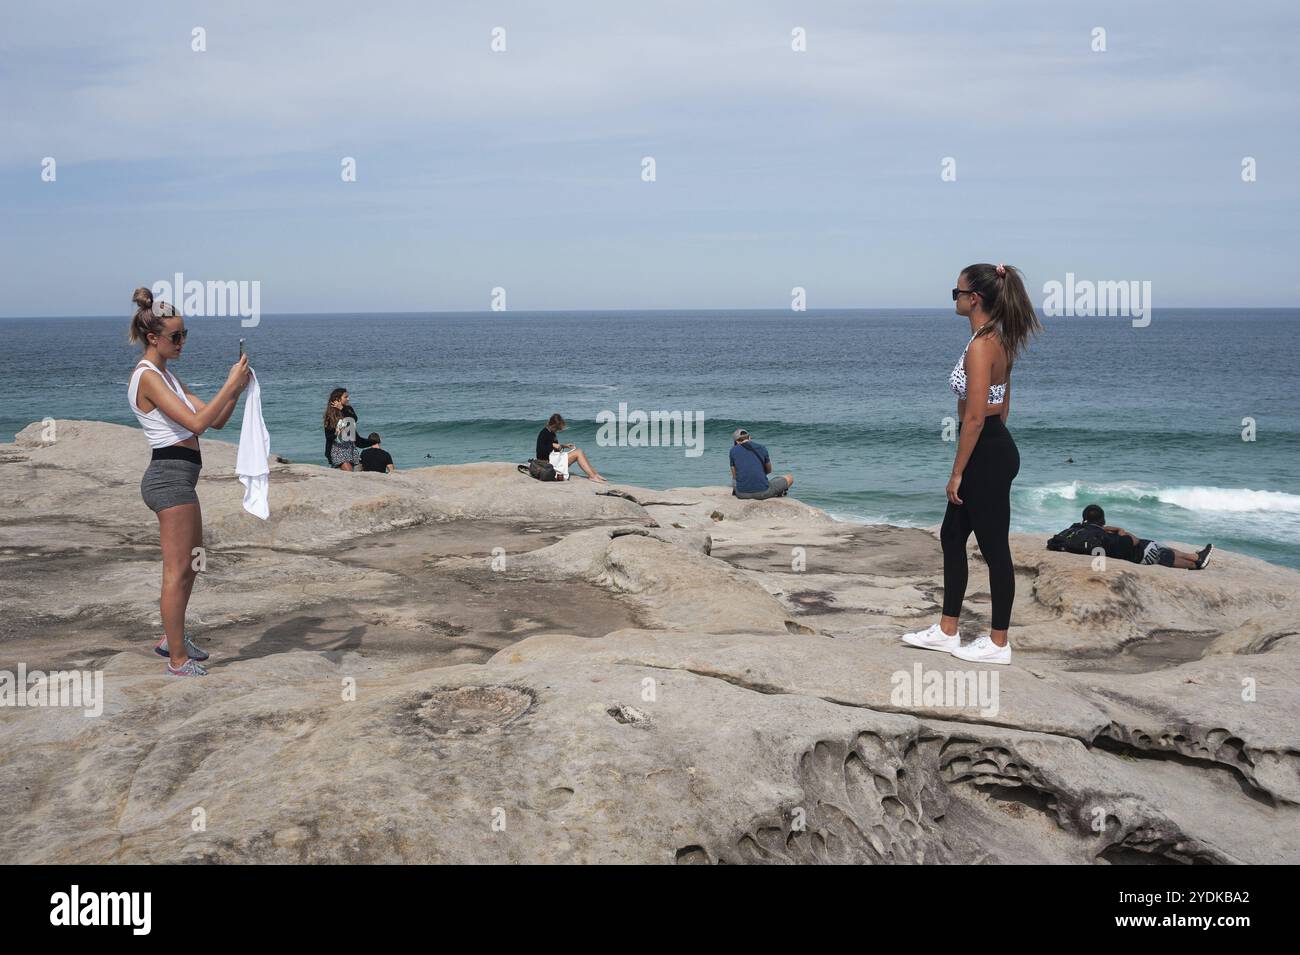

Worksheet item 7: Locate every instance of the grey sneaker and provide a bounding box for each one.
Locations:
[166,659,209,677]
[155,635,209,661]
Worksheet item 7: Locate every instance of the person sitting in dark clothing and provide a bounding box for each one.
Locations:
[535,413,605,482]
[728,428,794,500]
[359,433,394,473]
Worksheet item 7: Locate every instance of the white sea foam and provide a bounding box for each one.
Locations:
[1157,486,1300,514]
[827,510,927,528]
[1021,481,1300,514]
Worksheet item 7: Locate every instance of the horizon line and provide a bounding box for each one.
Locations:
[6,305,1300,321]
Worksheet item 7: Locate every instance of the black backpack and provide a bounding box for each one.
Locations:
[518,459,560,482]
[1046,522,1108,555]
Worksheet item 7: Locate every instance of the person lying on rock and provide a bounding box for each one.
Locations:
[1072,504,1212,569]
[537,413,606,482]
[729,428,794,500]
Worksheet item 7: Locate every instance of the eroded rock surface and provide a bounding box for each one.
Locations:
[0,420,1296,864]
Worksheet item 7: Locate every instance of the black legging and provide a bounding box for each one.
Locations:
[941,415,1020,631]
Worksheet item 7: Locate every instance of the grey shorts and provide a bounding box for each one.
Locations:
[735,475,791,500]
[141,459,202,512]
[1139,541,1175,567]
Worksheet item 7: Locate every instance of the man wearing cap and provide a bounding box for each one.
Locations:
[729,428,795,500]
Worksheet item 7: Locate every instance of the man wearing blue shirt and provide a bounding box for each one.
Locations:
[728,428,794,500]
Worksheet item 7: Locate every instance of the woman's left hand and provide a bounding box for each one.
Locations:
[946,474,963,505]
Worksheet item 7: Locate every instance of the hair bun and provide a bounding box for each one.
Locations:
[132,287,154,309]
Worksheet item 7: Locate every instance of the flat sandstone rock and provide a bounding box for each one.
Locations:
[1,421,1296,863]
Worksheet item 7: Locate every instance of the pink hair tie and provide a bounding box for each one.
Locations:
[995,263,1007,277]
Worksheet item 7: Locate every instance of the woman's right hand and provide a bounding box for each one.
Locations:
[226,354,251,391]
[946,474,963,505]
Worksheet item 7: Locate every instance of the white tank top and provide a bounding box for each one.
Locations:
[128,360,197,448]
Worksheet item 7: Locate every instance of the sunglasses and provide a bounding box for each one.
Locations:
[951,288,978,301]
[160,329,189,345]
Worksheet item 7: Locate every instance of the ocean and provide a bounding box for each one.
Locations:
[3,309,1298,568]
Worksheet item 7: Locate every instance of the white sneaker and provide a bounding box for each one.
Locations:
[901,623,961,653]
[950,634,1012,665]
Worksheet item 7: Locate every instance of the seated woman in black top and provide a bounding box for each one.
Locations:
[323,387,375,471]
[536,413,606,482]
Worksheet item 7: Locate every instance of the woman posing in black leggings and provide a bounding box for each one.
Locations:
[902,263,1041,665]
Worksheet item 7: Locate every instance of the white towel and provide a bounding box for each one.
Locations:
[235,368,271,519]
[548,449,571,480]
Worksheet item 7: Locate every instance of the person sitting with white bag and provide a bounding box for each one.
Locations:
[535,413,606,483]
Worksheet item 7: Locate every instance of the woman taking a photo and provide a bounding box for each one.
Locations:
[127,288,251,676]
[902,263,1041,665]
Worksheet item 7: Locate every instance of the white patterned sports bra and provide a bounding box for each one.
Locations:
[949,332,1007,405]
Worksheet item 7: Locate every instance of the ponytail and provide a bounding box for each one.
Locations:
[961,263,1042,362]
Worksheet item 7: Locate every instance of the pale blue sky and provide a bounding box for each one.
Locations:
[1,0,1297,316]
